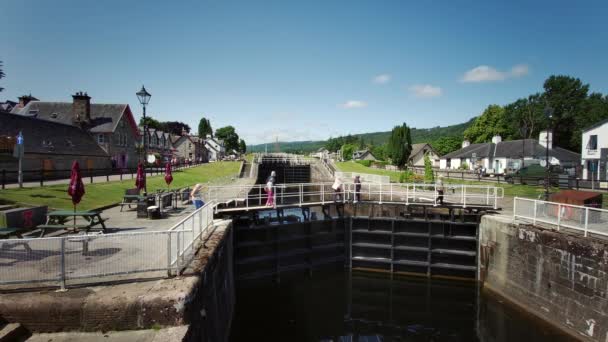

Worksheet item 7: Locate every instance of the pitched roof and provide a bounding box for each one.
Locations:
[11,101,130,134]
[441,139,580,162]
[0,111,108,157]
[410,143,439,158]
[582,117,608,133]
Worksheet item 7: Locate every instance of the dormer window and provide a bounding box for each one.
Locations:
[50,113,59,119]
[97,134,105,144]
[65,139,74,147]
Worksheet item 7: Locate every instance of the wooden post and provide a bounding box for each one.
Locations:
[1,169,5,189]
[40,168,44,187]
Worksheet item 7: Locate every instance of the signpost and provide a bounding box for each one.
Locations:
[13,131,24,188]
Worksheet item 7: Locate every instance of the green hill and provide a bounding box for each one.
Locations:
[247,118,474,153]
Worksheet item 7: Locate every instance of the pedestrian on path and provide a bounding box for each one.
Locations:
[332,176,343,202]
[191,183,205,209]
[265,171,276,207]
[353,175,361,203]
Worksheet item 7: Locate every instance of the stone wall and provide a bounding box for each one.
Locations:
[480,215,608,341]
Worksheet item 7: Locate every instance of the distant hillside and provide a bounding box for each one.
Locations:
[247,118,474,153]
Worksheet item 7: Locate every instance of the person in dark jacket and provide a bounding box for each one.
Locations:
[354,175,362,203]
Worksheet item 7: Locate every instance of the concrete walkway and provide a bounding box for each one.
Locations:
[27,326,188,342]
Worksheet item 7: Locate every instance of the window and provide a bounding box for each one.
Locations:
[588,135,598,150]
[97,134,105,143]
[50,113,58,119]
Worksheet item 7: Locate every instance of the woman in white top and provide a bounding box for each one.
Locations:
[190,183,205,209]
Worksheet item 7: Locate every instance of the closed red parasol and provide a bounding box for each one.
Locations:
[135,162,146,192]
[164,162,173,186]
[67,161,85,205]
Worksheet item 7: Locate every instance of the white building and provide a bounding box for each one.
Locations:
[204,134,225,161]
[581,119,608,181]
[409,143,440,167]
[439,132,580,175]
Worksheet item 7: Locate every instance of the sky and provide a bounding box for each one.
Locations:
[1,0,607,145]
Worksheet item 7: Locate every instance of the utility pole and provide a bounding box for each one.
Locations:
[14,131,24,188]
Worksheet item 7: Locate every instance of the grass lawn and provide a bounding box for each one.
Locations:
[0,161,241,211]
[334,161,603,201]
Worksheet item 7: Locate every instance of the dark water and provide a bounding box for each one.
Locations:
[229,269,574,342]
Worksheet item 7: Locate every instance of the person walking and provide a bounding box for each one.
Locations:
[190,183,205,209]
[265,171,276,207]
[436,176,445,205]
[332,176,343,202]
[354,175,362,203]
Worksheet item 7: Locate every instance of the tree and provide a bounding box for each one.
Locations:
[543,75,589,151]
[139,116,162,130]
[0,60,4,92]
[386,123,412,168]
[238,139,247,153]
[503,94,546,139]
[163,121,191,136]
[215,126,240,152]
[431,136,462,156]
[371,143,387,161]
[198,117,213,138]
[341,143,356,161]
[463,105,511,143]
[424,154,434,183]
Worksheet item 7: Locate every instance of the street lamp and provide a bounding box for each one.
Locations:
[543,105,554,201]
[519,124,528,171]
[136,85,151,193]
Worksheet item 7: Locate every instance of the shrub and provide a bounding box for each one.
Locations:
[424,154,435,183]
[459,162,469,170]
[356,160,372,167]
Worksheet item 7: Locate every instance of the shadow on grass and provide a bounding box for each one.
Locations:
[29,194,56,199]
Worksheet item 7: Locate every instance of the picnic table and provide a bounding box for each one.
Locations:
[37,210,108,237]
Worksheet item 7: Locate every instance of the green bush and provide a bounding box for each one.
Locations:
[459,162,469,170]
[424,154,435,183]
[356,160,372,167]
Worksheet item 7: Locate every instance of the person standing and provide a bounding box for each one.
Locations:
[190,183,205,209]
[436,177,444,205]
[332,176,343,202]
[354,175,362,203]
[265,171,276,207]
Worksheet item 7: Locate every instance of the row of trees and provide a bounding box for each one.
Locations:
[140,116,247,154]
[464,75,608,152]
[198,117,246,153]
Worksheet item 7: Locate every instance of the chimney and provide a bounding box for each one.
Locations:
[206,134,212,139]
[491,135,502,144]
[72,91,91,123]
[181,127,188,136]
[18,94,37,108]
[539,130,553,150]
[462,140,470,148]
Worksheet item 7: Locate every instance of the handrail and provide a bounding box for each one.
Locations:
[513,197,608,237]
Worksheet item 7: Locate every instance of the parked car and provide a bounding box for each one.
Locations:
[504,164,563,186]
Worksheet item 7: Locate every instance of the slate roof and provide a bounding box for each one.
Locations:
[11,101,129,133]
[0,101,17,112]
[582,117,608,133]
[0,111,108,157]
[441,139,580,162]
[410,143,439,159]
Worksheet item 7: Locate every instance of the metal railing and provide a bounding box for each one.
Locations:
[334,171,390,184]
[513,197,608,237]
[206,182,504,210]
[253,153,314,165]
[0,201,216,289]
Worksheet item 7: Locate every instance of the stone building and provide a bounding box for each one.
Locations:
[203,134,225,161]
[0,111,109,177]
[11,92,140,168]
[172,132,206,163]
[140,128,174,164]
[409,143,440,167]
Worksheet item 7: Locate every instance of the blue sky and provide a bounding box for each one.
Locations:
[1,0,607,144]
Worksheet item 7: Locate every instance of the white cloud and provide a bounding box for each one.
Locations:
[409,84,442,98]
[340,100,367,109]
[461,64,530,83]
[372,74,391,84]
[510,64,529,77]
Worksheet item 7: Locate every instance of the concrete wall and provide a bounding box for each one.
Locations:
[479,215,608,341]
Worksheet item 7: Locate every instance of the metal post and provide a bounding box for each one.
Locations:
[167,232,172,277]
[557,203,561,230]
[40,168,44,187]
[533,200,537,225]
[584,207,589,237]
[59,238,66,291]
[513,197,517,220]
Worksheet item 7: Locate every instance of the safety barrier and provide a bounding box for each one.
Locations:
[334,171,390,184]
[513,197,608,237]
[0,201,216,289]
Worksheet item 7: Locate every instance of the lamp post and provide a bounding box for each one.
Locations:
[136,85,151,193]
[519,125,528,171]
[544,106,554,201]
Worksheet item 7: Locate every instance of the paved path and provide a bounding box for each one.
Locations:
[27,325,188,342]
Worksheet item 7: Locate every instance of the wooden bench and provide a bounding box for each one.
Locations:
[36,224,89,237]
[0,228,29,239]
[120,188,142,212]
